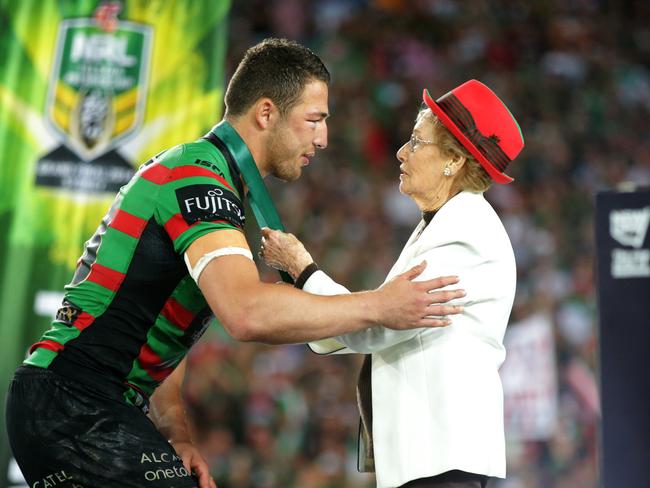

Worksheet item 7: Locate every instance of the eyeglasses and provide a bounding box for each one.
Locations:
[408,133,436,153]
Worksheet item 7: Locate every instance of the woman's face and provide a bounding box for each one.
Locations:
[396,111,449,209]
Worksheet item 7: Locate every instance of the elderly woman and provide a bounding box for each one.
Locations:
[260,80,524,488]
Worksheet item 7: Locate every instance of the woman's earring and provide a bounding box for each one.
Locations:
[443,166,452,177]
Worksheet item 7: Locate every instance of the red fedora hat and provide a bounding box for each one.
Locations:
[423,80,524,184]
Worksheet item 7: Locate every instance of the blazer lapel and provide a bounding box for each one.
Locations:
[384,219,427,282]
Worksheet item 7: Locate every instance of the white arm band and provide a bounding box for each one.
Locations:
[184,247,253,283]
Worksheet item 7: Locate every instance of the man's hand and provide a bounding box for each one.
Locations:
[173,441,217,488]
[149,360,216,488]
[374,261,464,329]
[259,227,313,280]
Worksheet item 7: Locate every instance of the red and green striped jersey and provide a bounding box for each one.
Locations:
[25,123,249,407]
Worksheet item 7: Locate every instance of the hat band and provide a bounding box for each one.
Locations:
[437,94,511,173]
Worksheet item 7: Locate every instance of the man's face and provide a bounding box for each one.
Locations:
[267,80,329,182]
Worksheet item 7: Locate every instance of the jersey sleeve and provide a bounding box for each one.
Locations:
[150,148,246,254]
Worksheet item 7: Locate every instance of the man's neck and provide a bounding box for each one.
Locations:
[225,115,270,177]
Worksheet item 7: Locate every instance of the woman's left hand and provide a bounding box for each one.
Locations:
[260,227,314,280]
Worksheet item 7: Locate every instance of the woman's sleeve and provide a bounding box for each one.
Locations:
[304,271,356,355]
[305,241,468,354]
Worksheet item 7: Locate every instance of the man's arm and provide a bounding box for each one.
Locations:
[186,229,464,345]
[149,359,216,488]
[259,227,466,354]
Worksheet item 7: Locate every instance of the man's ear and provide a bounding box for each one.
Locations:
[254,98,278,129]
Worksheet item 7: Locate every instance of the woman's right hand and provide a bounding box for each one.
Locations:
[259,227,314,280]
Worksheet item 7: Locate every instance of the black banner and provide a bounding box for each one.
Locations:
[595,189,650,487]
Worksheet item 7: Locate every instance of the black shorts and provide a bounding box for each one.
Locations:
[5,365,199,488]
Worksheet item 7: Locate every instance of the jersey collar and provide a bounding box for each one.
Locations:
[210,120,257,181]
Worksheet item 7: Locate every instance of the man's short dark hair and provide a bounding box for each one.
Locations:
[224,38,330,118]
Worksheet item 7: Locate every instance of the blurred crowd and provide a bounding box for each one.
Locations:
[184,1,650,487]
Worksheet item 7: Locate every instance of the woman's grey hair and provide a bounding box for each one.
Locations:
[419,109,493,193]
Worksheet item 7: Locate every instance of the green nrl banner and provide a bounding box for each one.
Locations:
[0,1,230,484]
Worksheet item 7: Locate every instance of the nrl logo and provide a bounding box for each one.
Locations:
[610,207,650,249]
[45,2,152,161]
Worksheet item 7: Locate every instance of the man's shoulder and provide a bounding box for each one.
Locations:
[159,139,231,180]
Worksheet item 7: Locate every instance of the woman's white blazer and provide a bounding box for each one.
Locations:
[307,191,516,488]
